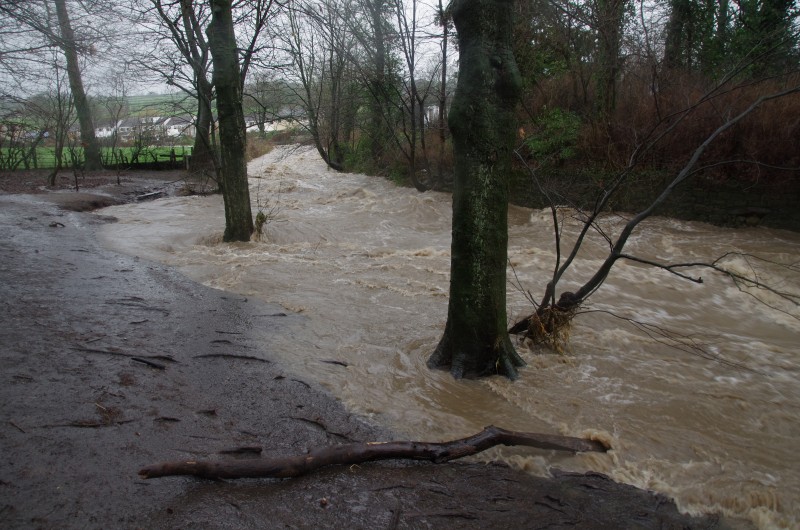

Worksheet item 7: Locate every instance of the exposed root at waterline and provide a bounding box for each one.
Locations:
[139,425,608,480]
[509,304,580,354]
[428,332,526,379]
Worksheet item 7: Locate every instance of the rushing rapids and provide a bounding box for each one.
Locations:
[100,145,799,529]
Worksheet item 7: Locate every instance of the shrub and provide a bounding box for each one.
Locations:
[524,107,582,167]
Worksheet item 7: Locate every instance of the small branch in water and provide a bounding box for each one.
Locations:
[712,252,800,317]
[617,254,705,283]
[138,425,608,480]
[582,309,763,374]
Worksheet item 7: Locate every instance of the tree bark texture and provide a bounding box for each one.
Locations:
[139,425,607,480]
[182,0,216,173]
[428,0,524,379]
[436,0,449,189]
[367,0,390,162]
[190,78,216,172]
[594,0,626,117]
[208,0,253,242]
[663,0,691,69]
[54,0,102,171]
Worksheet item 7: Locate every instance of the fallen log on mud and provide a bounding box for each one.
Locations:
[138,425,608,480]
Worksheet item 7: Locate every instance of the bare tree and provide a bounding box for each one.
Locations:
[136,0,277,175]
[0,2,54,86]
[97,73,130,183]
[234,0,278,87]
[0,0,104,171]
[45,59,78,184]
[434,0,452,188]
[244,73,300,137]
[591,0,629,117]
[139,0,217,172]
[280,0,358,170]
[361,0,393,162]
[510,77,800,348]
[388,0,441,191]
[53,0,103,170]
[0,95,55,172]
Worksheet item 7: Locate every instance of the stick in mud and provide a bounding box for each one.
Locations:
[139,425,608,480]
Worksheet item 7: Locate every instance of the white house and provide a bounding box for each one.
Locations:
[94,121,120,138]
[245,106,306,134]
[95,115,198,140]
[161,116,195,138]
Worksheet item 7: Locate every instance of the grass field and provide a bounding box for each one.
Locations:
[0,145,193,170]
[126,93,197,117]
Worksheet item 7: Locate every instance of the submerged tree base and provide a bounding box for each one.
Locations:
[428,331,526,380]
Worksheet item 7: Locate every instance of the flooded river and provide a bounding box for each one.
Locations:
[100,146,799,529]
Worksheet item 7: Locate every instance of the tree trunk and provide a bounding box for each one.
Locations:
[367,0,389,162]
[54,0,102,171]
[208,0,253,242]
[436,0,448,189]
[428,0,525,379]
[594,0,626,118]
[190,78,216,173]
[664,0,691,69]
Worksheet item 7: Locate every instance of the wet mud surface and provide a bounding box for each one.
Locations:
[0,178,739,529]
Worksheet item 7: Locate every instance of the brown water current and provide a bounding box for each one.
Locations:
[100,145,800,529]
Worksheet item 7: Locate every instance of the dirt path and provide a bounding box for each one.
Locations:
[0,180,739,529]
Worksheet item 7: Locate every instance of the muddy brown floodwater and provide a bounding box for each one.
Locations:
[98,146,798,529]
[0,155,784,529]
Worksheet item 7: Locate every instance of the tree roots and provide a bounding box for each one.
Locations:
[510,304,580,354]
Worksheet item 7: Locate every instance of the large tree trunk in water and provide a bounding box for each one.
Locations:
[208,0,253,242]
[54,0,102,171]
[428,0,524,379]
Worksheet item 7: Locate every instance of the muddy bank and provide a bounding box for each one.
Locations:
[0,187,738,528]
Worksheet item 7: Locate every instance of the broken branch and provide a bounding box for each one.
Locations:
[138,425,607,480]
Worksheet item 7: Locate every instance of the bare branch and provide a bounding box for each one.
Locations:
[139,425,608,480]
[581,309,763,374]
[617,254,706,283]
